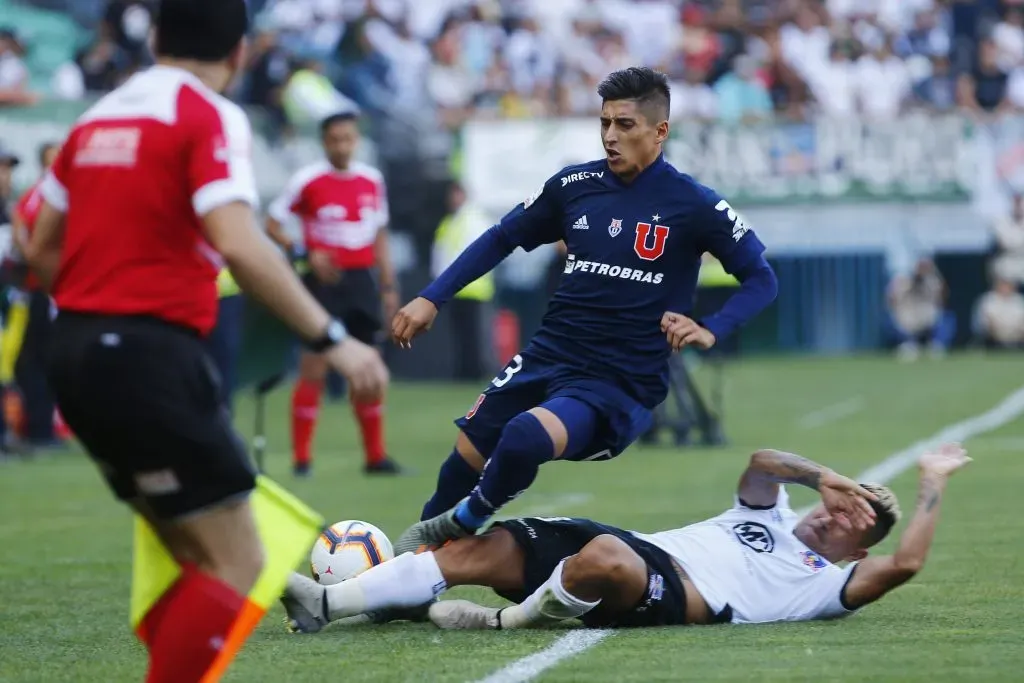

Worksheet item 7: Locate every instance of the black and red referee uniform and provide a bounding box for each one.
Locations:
[267,159,392,472]
[267,159,389,344]
[41,65,259,519]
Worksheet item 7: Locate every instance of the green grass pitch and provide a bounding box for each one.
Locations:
[2,354,1022,682]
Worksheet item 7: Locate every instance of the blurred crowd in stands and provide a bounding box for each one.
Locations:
[4,0,1024,130]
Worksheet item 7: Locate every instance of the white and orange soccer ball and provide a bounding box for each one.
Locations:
[310,520,394,585]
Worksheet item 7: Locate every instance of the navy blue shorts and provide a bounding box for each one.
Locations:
[454,351,653,461]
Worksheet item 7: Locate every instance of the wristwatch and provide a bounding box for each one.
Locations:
[306,318,347,353]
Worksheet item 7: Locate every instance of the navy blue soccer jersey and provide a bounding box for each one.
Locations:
[491,154,765,408]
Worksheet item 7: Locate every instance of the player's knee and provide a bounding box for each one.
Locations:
[563,535,644,597]
[496,412,556,464]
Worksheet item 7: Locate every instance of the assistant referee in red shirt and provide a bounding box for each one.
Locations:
[24,2,387,681]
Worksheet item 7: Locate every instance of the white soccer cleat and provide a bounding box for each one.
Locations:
[428,599,502,630]
[281,572,330,634]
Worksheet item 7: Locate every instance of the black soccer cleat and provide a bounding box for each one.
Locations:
[363,458,407,476]
[293,462,312,478]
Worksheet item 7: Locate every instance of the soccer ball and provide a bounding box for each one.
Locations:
[309,520,394,586]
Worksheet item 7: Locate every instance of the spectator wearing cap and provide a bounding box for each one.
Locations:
[0,27,38,107]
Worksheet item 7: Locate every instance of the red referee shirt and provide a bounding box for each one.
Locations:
[40,65,258,336]
[268,160,388,270]
[13,181,44,291]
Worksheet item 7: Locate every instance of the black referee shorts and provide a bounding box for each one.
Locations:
[493,517,688,628]
[47,313,256,521]
[302,268,382,345]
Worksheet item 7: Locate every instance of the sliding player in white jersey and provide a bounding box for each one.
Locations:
[282,443,969,632]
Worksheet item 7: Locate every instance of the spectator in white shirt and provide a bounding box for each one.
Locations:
[992,7,1024,73]
[0,28,37,107]
[991,193,1024,285]
[808,41,858,118]
[671,66,718,122]
[886,258,955,361]
[976,278,1024,349]
[855,38,911,119]
[780,3,831,82]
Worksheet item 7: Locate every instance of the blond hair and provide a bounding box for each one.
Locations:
[861,483,901,545]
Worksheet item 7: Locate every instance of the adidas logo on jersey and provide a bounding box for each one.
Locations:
[563,254,664,284]
[571,215,590,230]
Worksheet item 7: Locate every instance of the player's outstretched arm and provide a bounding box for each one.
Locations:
[393,176,563,347]
[204,202,388,402]
[842,444,971,610]
[391,226,523,346]
[738,449,878,530]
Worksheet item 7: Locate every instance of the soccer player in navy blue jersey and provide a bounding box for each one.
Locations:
[389,67,779,556]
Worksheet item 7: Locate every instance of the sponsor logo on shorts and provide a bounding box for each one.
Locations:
[636,573,665,613]
[135,469,181,495]
[465,393,486,420]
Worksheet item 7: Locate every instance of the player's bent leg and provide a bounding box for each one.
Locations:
[420,432,486,521]
[395,411,558,556]
[494,534,647,630]
[454,400,596,529]
[292,350,328,475]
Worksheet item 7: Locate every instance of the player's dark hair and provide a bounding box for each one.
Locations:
[320,111,360,136]
[861,483,901,546]
[38,142,59,166]
[155,0,249,63]
[597,66,671,123]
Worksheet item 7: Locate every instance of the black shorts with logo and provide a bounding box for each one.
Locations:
[302,268,382,345]
[47,313,256,521]
[493,517,688,628]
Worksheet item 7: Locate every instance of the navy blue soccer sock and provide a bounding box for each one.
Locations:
[455,412,554,530]
[421,449,482,521]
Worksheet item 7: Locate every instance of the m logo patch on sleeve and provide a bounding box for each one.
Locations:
[732,522,775,553]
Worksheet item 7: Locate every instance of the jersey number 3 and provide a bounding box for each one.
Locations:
[634,223,670,261]
[491,354,524,388]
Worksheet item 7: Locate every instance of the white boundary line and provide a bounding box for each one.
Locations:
[469,384,1024,683]
[797,397,866,430]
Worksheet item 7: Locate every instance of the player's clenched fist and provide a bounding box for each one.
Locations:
[391,296,439,348]
[661,311,716,351]
[325,338,389,403]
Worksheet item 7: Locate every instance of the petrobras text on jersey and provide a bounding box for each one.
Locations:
[563,253,665,284]
[561,171,605,186]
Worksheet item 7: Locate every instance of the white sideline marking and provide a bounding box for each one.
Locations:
[470,384,1024,683]
[472,630,612,683]
[797,396,865,430]
[514,493,593,519]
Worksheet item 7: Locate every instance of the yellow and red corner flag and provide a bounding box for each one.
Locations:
[130,476,323,683]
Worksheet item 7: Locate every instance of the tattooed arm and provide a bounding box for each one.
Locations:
[842,445,971,609]
[737,449,834,507]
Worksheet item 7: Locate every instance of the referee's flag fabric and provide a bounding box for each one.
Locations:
[130,476,323,682]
